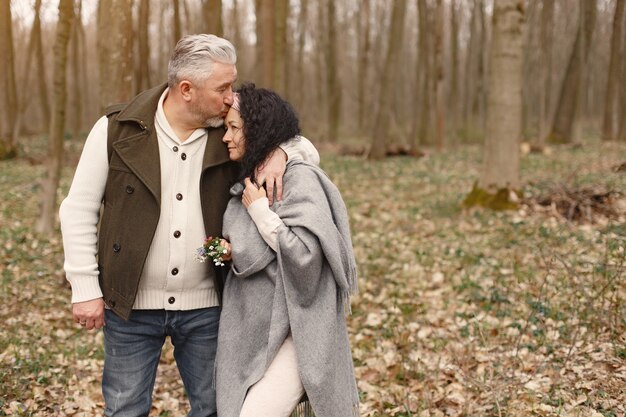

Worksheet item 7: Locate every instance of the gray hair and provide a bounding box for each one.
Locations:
[167,34,237,88]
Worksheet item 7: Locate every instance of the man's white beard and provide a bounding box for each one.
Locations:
[205,116,224,128]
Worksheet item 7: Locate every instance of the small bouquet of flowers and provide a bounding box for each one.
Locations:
[196,236,228,266]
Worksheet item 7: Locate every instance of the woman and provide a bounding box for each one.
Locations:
[215,84,359,417]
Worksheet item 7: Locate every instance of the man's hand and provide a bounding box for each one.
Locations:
[255,148,288,205]
[73,298,105,330]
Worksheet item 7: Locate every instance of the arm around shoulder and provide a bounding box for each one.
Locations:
[279,135,320,166]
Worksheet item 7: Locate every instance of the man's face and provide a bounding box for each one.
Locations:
[189,62,237,128]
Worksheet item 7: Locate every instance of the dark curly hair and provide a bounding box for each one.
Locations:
[236,83,301,183]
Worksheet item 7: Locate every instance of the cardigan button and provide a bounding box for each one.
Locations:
[112,243,121,252]
[168,297,175,304]
[176,193,183,201]
[173,146,178,152]
[181,153,187,161]
[126,185,134,194]
[173,230,181,238]
[171,268,179,276]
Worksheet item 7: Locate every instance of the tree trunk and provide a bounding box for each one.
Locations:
[463,0,485,132]
[357,0,371,134]
[314,0,327,137]
[619,22,626,142]
[204,0,223,36]
[449,0,459,130]
[548,0,596,144]
[274,0,288,95]
[70,0,83,139]
[434,0,445,151]
[326,0,340,142]
[411,0,431,151]
[0,0,19,158]
[538,0,555,144]
[136,0,151,93]
[257,0,275,88]
[368,0,408,160]
[173,0,182,43]
[478,0,524,193]
[296,0,308,111]
[97,0,134,111]
[36,0,74,233]
[602,0,625,141]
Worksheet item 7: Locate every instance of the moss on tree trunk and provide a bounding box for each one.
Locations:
[463,182,519,211]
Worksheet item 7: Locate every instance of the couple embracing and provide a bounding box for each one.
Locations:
[59,34,359,417]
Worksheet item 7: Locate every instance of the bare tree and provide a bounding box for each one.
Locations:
[548,0,597,143]
[70,0,83,139]
[357,0,371,135]
[538,0,555,144]
[602,0,625,141]
[449,0,460,129]
[274,0,288,95]
[257,0,275,88]
[469,0,524,203]
[97,0,134,111]
[411,0,431,151]
[326,0,340,141]
[135,0,152,93]
[173,0,182,43]
[463,0,486,134]
[36,0,74,233]
[15,0,51,139]
[434,0,445,151]
[0,0,18,159]
[296,0,309,111]
[204,0,223,36]
[368,0,408,159]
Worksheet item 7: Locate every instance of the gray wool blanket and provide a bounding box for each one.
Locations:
[216,160,359,417]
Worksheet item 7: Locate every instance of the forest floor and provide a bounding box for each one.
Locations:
[0,137,625,417]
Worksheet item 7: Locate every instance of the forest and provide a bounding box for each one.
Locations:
[0,0,625,416]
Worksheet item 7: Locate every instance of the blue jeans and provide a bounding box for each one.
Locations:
[103,308,220,417]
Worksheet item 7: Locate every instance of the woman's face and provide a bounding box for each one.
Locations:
[222,107,245,161]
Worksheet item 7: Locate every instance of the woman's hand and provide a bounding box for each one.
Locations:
[242,177,267,209]
[220,239,232,262]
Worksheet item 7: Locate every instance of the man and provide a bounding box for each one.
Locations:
[59,34,318,417]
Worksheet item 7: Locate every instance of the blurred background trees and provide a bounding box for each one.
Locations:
[1,0,625,223]
[2,0,624,153]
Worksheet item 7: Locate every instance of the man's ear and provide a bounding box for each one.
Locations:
[179,80,193,101]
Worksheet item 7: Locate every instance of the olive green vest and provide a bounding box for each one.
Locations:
[99,83,238,320]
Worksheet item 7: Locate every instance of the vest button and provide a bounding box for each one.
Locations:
[168,297,175,304]
[173,146,178,152]
[108,299,116,308]
[113,243,121,252]
[173,230,181,238]
[171,268,179,276]
[126,185,134,194]
[181,153,187,161]
[176,193,183,201]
